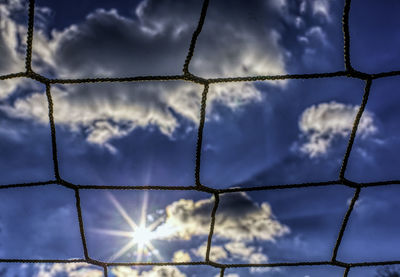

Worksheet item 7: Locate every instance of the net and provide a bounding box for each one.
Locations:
[1,0,400,276]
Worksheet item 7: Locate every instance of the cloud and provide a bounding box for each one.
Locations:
[0,81,204,152]
[31,7,191,78]
[28,0,283,147]
[0,0,26,74]
[305,26,329,46]
[297,101,377,158]
[224,241,268,264]
[36,265,186,277]
[0,1,27,98]
[311,0,331,21]
[2,0,269,149]
[109,0,288,78]
[172,250,191,263]
[160,192,289,242]
[35,263,103,277]
[351,196,390,217]
[0,0,336,150]
[193,242,228,261]
[193,240,269,266]
[0,81,266,153]
[0,1,55,99]
[111,266,186,277]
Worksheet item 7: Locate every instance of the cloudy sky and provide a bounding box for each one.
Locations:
[0,0,400,276]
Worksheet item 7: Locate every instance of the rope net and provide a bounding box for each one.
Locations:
[0,0,400,276]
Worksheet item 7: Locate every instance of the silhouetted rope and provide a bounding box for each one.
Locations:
[195,84,209,187]
[332,188,361,262]
[45,83,61,181]
[342,0,353,72]
[182,0,210,75]
[205,193,219,262]
[339,79,372,179]
[25,0,35,72]
[74,188,90,260]
[344,267,351,277]
[0,0,399,276]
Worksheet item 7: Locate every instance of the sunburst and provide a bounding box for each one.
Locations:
[90,191,167,262]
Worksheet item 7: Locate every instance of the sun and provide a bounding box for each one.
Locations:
[90,192,166,262]
[132,224,153,246]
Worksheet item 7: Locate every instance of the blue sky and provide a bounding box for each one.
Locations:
[0,0,400,276]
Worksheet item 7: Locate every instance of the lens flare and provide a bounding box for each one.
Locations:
[90,192,164,262]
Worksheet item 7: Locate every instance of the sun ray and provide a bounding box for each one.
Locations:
[145,241,163,261]
[90,228,134,238]
[106,192,138,231]
[137,243,144,261]
[93,192,168,262]
[147,215,165,231]
[108,239,137,262]
[140,191,149,227]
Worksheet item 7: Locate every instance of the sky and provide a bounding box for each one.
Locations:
[0,0,400,276]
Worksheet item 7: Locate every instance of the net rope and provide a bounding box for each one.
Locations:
[1,0,400,276]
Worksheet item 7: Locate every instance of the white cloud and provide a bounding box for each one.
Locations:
[193,242,228,261]
[298,101,377,158]
[312,0,331,21]
[172,250,192,263]
[224,241,268,264]
[0,1,26,73]
[190,28,286,78]
[160,192,289,242]
[3,0,270,150]
[0,81,203,151]
[6,0,282,145]
[29,0,291,79]
[0,1,28,98]
[111,266,186,277]
[0,0,53,100]
[0,0,338,150]
[223,241,270,273]
[192,240,269,266]
[300,1,307,14]
[0,79,21,100]
[134,0,288,78]
[159,192,287,265]
[305,26,329,46]
[35,263,103,277]
[351,196,390,217]
[208,83,263,111]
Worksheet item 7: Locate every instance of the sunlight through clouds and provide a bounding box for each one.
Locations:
[81,190,288,264]
[90,192,169,262]
[3,0,393,276]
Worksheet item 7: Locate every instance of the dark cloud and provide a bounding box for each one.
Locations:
[163,192,289,241]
